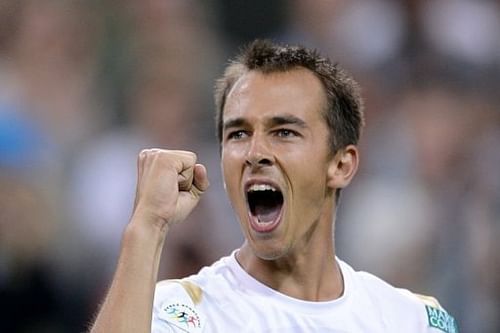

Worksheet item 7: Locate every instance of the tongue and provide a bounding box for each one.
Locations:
[254,205,281,223]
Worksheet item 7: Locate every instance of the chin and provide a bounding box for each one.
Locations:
[246,238,291,261]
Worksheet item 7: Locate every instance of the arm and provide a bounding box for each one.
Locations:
[89,149,209,333]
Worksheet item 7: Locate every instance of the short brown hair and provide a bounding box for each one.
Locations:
[214,39,364,153]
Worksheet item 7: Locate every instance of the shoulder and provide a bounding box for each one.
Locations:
[152,279,205,333]
[155,279,204,306]
[152,255,236,332]
[345,263,459,332]
[153,256,227,310]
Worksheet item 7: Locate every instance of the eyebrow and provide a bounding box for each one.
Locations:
[223,115,307,131]
[267,115,307,128]
[223,118,247,131]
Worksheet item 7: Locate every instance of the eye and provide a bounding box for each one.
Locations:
[274,128,299,138]
[227,130,248,141]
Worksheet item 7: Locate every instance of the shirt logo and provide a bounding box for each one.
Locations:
[425,305,459,333]
[163,303,201,330]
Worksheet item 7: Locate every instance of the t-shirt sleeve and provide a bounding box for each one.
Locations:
[407,292,459,333]
[151,279,205,333]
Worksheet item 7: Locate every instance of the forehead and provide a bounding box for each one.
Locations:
[223,68,326,122]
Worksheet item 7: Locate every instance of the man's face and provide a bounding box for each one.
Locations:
[221,68,336,260]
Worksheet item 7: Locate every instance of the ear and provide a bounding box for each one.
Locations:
[327,145,359,190]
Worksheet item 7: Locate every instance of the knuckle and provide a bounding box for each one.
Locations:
[140,148,159,157]
[172,150,197,165]
[187,151,197,163]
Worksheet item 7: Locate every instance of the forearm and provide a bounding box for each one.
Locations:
[90,216,168,333]
[89,149,208,332]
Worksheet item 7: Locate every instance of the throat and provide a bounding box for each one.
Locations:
[272,258,344,301]
[237,245,344,302]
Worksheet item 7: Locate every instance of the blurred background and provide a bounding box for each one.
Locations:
[0,0,498,331]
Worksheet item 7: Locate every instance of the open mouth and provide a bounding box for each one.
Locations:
[246,183,284,232]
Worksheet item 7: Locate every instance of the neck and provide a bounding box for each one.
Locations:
[236,206,343,302]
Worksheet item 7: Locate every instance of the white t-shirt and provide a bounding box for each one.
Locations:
[152,252,458,333]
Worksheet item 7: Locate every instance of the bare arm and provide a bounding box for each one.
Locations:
[89,149,209,333]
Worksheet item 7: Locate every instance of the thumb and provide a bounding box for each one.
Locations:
[173,164,209,225]
[192,164,209,193]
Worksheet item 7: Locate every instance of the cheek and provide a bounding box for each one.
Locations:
[288,163,329,204]
[221,146,246,175]
[221,153,235,182]
[221,153,242,198]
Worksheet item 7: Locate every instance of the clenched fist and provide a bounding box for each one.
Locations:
[131,149,209,232]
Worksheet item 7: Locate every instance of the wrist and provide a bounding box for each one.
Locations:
[130,206,170,233]
[125,210,170,249]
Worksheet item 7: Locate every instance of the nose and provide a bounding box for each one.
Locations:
[245,134,274,168]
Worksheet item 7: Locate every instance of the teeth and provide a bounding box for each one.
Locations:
[248,184,277,192]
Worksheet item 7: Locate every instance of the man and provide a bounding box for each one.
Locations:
[90,40,458,332]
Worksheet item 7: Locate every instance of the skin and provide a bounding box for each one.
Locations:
[89,67,358,332]
[222,68,359,301]
[90,150,210,333]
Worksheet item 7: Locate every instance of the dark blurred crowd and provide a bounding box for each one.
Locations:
[0,1,498,332]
